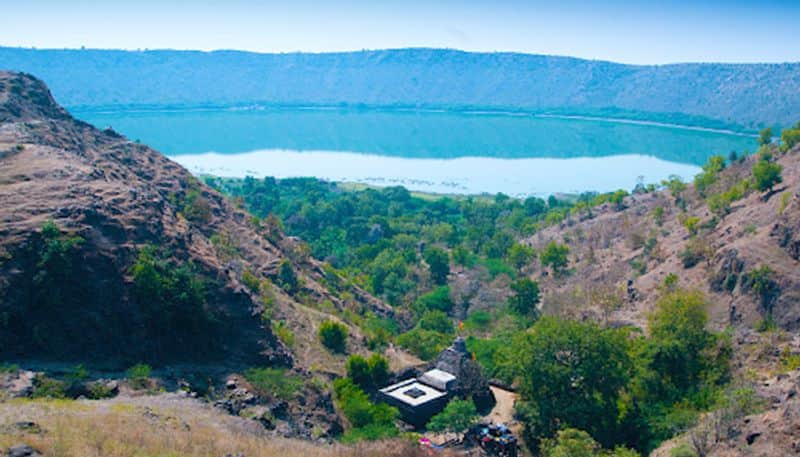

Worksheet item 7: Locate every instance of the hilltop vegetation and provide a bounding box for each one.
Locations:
[2,47,800,129]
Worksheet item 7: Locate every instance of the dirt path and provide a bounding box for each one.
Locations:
[484,386,517,425]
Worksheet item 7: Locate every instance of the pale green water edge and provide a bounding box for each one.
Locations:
[74,107,756,197]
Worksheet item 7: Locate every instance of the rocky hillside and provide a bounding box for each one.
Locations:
[0,71,391,370]
[1,47,799,129]
[528,145,799,333]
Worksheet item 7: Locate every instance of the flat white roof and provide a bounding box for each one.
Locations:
[380,378,447,407]
[419,368,456,391]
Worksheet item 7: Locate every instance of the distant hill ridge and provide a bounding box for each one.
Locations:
[1,46,799,130]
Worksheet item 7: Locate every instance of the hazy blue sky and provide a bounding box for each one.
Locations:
[3,0,799,64]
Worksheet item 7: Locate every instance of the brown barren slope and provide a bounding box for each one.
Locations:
[0,71,392,371]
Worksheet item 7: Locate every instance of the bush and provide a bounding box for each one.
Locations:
[131,246,217,356]
[427,399,479,434]
[181,188,212,223]
[669,442,698,457]
[752,159,783,193]
[423,246,450,285]
[0,363,19,373]
[397,328,451,360]
[31,374,66,399]
[319,320,348,353]
[276,259,298,292]
[507,243,536,271]
[540,241,570,275]
[126,363,152,389]
[244,367,303,400]
[678,237,712,269]
[464,310,492,330]
[419,310,455,334]
[333,378,398,441]
[87,382,116,399]
[780,121,800,152]
[345,353,390,391]
[413,285,453,314]
[508,278,541,318]
[241,269,261,293]
[682,216,701,235]
[742,265,779,311]
[540,427,640,457]
[271,320,295,347]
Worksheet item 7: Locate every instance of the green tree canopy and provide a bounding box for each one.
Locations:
[507,243,537,271]
[540,241,570,275]
[541,428,639,457]
[424,246,451,285]
[508,278,541,318]
[752,159,783,192]
[507,317,632,448]
[427,399,479,435]
[758,127,773,146]
[419,310,455,334]
[346,353,390,391]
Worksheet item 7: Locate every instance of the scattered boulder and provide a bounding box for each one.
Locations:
[5,444,41,457]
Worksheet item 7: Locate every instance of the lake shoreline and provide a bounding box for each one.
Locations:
[70,103,755,137]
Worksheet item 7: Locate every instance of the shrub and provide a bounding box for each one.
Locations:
[742,265,779,311]
[413,285,453,314]
[397,328,451,360]
[477,258,516,279]
[209,230,239,260]
[319,320,348,353]
[271,320,295,347]
[679,237,712,268]
[540,241,570,275]
[419,310,455,334]
[540,428,638,457]
[423,246,450,285]
[126,363,152,390]
[464,310,492,330]
[244,367,303,400]
[427,399,479,434]
[694,155,726,197]
[333,378,398,441]
[507,243,536,271]
[241,269,261,293]
[276,259,298,292]
[508,278,541,318]
[345,353,390,391]
[670,442,698,457]
[87,382,116,399]
[181,188,212,223]
[0,363,19,373]
[780,122,800,152]
[652,206,665,226]
[682,216,701,235]
[131,246,216,355]
[31,374,67,399]
[752,159,783,193]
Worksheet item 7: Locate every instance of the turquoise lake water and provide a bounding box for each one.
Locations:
[74,107,756,197]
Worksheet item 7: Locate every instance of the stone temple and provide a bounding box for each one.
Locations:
[379,336,496,428]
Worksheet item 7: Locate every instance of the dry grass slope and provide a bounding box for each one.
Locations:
[0,395,432,457]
